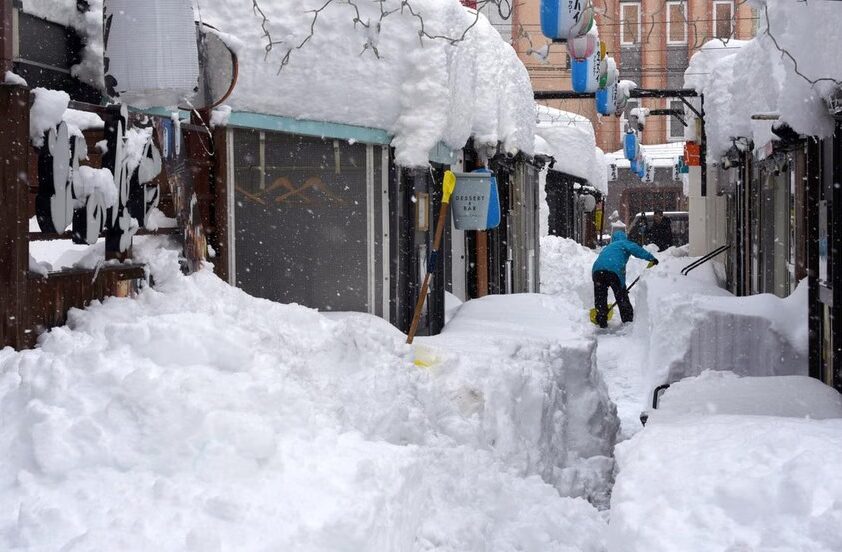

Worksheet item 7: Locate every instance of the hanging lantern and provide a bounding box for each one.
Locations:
[596,83,618,116]
[599,56,618,90]
[636,156,648,179]
[571,41,603,93]
[566,25,599,60]
[623,130,639,161]
[540,0,595,42]
[103,0,200,108]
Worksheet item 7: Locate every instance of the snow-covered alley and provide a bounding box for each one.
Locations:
[1,239,621,550]
[3,233,842,550]
[5,0,842,550]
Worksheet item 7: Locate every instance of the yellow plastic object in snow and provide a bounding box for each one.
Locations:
[412,344,441,369]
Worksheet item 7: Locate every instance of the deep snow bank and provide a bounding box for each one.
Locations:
[539,236,598,307]
[0,241,610,551]
[609,372,842,552]
[649,370,842,422]
[422,292,620,507]
[633,250,807,396]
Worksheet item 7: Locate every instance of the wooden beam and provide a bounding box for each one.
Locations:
[0,85,30,349]
[0,0,13,73]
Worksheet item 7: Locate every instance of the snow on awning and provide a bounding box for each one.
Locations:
[534,106,607,194]
[27,0,535,168]
[198,0,536,167]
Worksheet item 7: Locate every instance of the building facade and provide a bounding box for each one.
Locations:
[512,0,756,152]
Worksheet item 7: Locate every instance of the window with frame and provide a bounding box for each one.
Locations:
[667,100,685,141]
[666,1,687,44]
[620,2,641,46]
[713,1,734,39]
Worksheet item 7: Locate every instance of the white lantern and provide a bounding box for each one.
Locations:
[540,0,594,42]
[567,25,599,60]
[599,56,618,90]
[103,0,200,108]
[571,41,602,93]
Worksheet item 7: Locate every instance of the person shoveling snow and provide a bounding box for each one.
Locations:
[591,223,657,328]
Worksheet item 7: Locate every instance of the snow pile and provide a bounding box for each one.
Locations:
[540,236,598,307]
[29,88,70,147]
[686,0,842,155]
[29,88,106,146]
[649,370,842,422]
[607,141,684,170]
[423,293,620,507]
[199,0,535,167]
[634,256,808,396]
[610,372,842,552]
[535,106,607,194]
[75,166,117,208]
[23,0,104,90]
[4,71,27,87]
[0,242,611,550]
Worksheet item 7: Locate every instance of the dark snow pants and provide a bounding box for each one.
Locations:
[592,270,633,328]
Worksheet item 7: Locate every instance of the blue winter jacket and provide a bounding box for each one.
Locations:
[592,230,656,287]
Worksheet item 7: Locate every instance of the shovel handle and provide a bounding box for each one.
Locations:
[606,274,642,313]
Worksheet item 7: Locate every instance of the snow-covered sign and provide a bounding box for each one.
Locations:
[35,122,86,234]
[103,0,200,108]
[33,102,163,250]
[103,105,163,252]
[540,0,594,41]
[642,159,655,183]
[450,172,501,231]
[608,162,618,182]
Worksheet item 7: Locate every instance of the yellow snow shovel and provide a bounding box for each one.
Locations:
[407,170,457,362]
[589,261,656,325]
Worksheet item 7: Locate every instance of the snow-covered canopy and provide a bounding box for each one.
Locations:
[607,141,684,170]
[685,0,842,156]
[534,106,607,194]
[26,0,535,168]
[202,1,535,166]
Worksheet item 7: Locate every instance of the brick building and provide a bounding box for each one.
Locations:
[512,0,756,152]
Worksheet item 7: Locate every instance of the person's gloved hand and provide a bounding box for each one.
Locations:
[647,259,659,268]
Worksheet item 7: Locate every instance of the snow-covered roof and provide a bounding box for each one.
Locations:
[23,0,535,168]
[685,0,842,156]
[534,106,607,194]
[608,142,684,170]
[202,1,535,167]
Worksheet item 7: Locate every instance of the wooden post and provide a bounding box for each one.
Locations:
[0,85,31,349]
[476,230,488,297]
[211,126,230,283]
[0,0,13,74]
